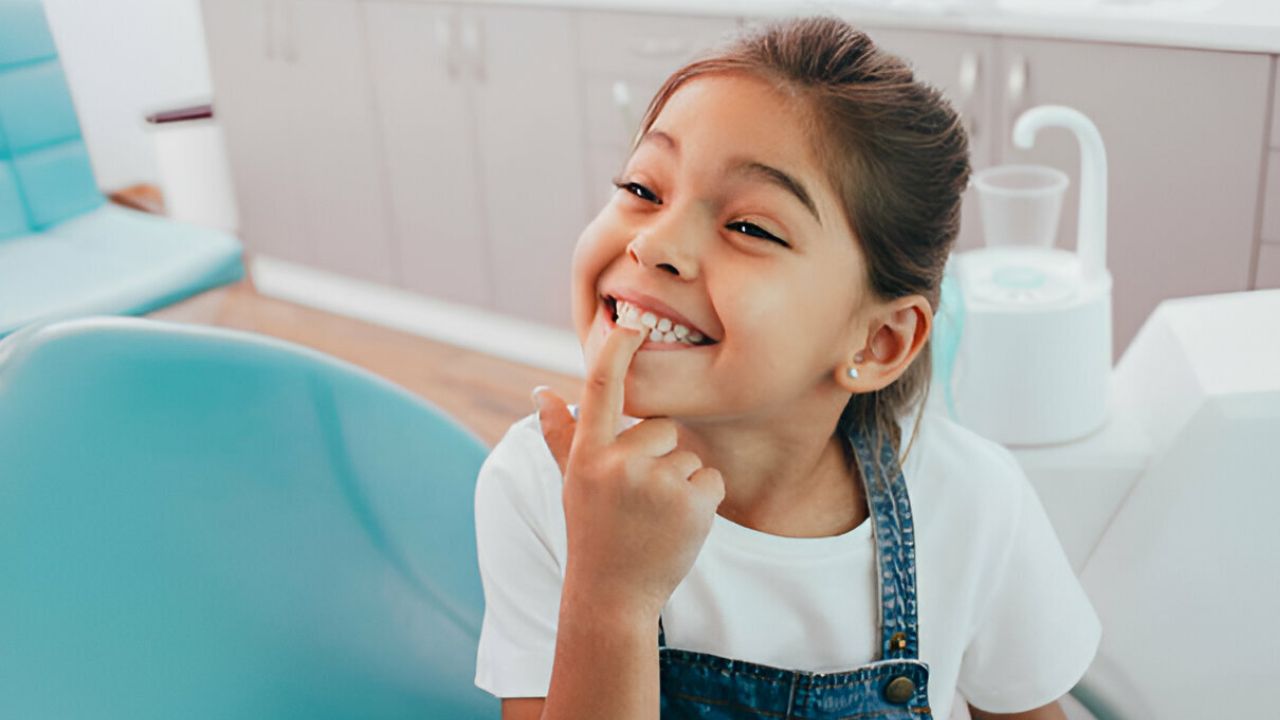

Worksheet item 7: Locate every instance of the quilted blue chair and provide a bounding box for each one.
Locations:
[0,317,499,719]
[0,0,244,339]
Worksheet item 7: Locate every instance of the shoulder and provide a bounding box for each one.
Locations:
[904,410,1033,541]
[907,410,1030,500]
[474,411,565,537]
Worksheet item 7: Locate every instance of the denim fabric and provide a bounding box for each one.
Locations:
[658,421,932,719]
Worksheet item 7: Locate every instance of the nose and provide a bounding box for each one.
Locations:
[626,227,699,280]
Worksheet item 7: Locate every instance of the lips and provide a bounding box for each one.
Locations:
[602,290,718,344]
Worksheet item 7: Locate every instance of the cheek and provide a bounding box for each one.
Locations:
[569,215,619,336]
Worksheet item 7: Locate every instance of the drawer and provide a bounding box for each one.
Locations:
[1256,243,1280,290]
[577,11,741,81]
[1264,150,1280,243]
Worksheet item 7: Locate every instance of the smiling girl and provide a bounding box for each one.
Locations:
[473,16,1100,720]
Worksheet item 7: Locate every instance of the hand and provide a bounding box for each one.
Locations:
[535,325,726,620]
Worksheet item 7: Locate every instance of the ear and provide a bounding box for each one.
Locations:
[834,294,932,393]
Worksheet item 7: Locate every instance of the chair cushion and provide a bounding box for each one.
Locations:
[0,203,244,337]
[0,317,498,718]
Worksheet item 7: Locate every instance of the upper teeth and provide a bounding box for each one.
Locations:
[614,299,706,344]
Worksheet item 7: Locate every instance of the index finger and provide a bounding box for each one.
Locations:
[577,324,646,447]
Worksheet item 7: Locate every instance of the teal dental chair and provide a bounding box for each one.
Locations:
[0,317,499,719]
[0,0,244,339]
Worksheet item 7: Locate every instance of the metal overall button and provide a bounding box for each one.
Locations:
[884,675,915,704]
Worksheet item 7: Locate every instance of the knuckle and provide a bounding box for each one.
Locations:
[656,457,682,479]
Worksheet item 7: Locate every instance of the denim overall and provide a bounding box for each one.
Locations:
[658,420,933,719]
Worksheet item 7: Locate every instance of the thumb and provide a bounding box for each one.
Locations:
[533,386,575,476]
[688,467,726,512]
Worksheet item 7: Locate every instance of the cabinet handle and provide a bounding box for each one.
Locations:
[1008,54,1029,105]
[1007,55,1029,120]
[612,80,637,144]
[461,16,485,83]
[436,13,459,81]
[958,51,980,141]
[630,37,689,58]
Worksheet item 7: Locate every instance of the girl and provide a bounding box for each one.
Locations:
[473,16,1100,720]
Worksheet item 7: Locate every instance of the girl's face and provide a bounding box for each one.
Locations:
[571,72,868,421]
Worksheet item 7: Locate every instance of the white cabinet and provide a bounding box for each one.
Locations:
[289,0,396,284]
[202,0,307,266]
[203,0,396,285]
[363,2,490,308]
[471,6,589,330]
[363,3,593,329]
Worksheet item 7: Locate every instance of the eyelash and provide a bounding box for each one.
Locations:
[610,178,790,247]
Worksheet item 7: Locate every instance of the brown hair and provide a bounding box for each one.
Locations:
[632,16,970,471]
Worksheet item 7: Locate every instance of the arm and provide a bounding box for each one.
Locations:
[493,549,662,720]
[537,587,660,719]
[503,328,721,720]
[969,699,1067,720]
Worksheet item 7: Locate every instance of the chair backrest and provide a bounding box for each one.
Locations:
[0,317,499,719]
[0,0,103,240]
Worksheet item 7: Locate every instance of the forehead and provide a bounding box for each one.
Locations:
[647,73,822,176]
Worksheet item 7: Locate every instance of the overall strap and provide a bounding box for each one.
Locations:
[847,421,921,661]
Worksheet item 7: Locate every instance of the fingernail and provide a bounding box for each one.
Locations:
[531,385,549,410]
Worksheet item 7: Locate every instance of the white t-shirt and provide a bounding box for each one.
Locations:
[473,407,1102,718]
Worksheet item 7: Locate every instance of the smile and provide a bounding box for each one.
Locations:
[603,296,718,348]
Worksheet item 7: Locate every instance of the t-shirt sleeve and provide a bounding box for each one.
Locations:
[956,448,1103,714]
[473,418,565,699]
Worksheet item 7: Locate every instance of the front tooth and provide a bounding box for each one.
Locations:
[662,331,677,342]
[673,324,689,338]
[688,330,704,343]
[649,328,663,341]
[640,312,658,328]
[657,317,672,332]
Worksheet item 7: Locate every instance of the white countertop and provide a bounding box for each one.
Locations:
[477,0,1280,54]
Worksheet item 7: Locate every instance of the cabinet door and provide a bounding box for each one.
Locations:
[201,0,307,265]
[861,28,999,254]
[993,39,1271,358]
[286,0,396,284]
[470,7,589,330]
[363,1,490,308]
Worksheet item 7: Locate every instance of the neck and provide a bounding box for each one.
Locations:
[673,393,865,539]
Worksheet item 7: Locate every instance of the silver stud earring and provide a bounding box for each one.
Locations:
[847,366,859,380]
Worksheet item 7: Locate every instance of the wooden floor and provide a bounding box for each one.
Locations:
[148,275,583,447]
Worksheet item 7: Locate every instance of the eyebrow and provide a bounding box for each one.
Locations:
[637,130,822,227]
[730,160,822,227]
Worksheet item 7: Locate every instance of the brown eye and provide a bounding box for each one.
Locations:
[727,220,789,247]
[611,178,662,205]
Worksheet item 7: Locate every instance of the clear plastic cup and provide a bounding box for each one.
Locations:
[972,164,1069,249]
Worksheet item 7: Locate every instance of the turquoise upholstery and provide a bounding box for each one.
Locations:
[0,317,499,719]
[930,262,965,422]
[0,0,244,338]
